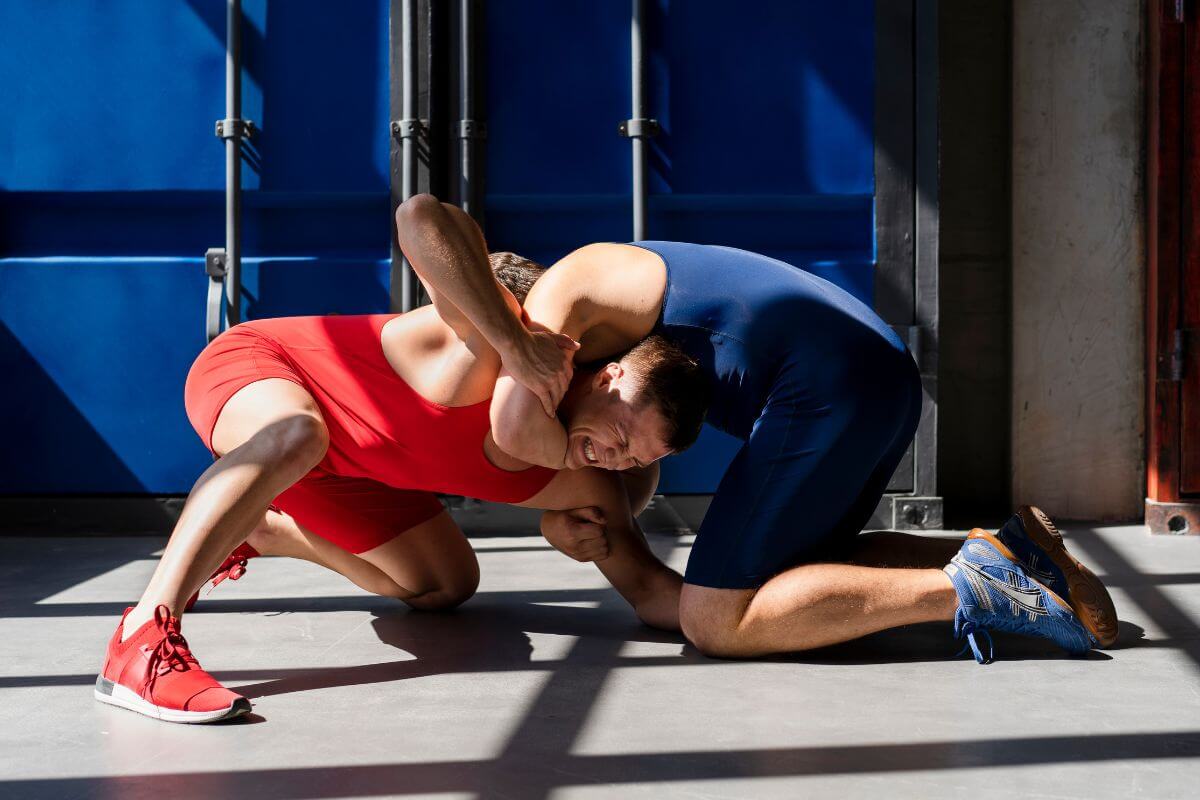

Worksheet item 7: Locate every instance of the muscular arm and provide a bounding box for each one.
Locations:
[394,193,526,350]
[523,466,681,630]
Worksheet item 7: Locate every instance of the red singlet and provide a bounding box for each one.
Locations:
[184,314,557,553]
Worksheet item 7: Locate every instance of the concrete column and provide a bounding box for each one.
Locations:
[1011,0,1145,520]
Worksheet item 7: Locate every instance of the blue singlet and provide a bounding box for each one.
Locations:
[633,241,922,588]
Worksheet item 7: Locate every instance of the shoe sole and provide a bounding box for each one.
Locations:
[94,675,251,724]
[1018,506,1119,648]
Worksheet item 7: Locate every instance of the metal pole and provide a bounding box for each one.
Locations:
[631,0,646,241]
[400,0,420,311]
[459,0,478,220]
[225,0,242,327]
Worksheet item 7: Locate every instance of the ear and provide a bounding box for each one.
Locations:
[593,362,623,389]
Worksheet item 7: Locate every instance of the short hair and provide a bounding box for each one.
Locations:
[618,335,710,452]
[489,251,546,305]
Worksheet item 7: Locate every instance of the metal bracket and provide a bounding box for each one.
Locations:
[205,248,227,279]
[391,118,428,140]
[458,120,487,139]
[215,118,257,140]
[618,118,660,138]
[205,248,227,342]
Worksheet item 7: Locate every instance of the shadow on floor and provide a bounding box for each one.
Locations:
[4,729,1199,800]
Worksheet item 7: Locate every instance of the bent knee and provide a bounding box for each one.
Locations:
[679,586,759,658]
[681,614,748,658]
[399,565,480,611]
[263,414,329,472]
[404,581,478,611]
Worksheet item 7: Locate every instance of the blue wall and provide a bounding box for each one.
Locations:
[0,0,874,495]
[0,0,393,493]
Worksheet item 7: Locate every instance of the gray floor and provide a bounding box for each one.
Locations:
[2,501,1199,799]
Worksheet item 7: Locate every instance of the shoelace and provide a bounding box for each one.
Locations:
[210,554,249,589]
[144,605,199,695]
[953,617,995,665]
[202,550,252,598]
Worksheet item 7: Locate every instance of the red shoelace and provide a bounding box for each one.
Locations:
[210,552,251,589]
[143,605,200,695]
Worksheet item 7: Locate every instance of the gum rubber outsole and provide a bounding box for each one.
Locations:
[94,675,251,724]
[1018,506,1120,648]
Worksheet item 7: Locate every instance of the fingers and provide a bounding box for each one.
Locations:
[574,506,606,525]
[537,388,556,418]
[571,537,610,562]
[555,332,582,351]
[566,527,610,562]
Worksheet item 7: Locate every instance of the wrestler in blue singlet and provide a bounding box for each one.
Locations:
[631,242,923,589]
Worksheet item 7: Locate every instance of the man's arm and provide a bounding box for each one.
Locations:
[523,467,681,630]
[394,194,578,414]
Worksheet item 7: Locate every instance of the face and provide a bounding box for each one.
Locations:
[561,363,674,471]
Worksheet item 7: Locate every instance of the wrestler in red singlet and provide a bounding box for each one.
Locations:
[184,314,557,554]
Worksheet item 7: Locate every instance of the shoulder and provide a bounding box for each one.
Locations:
[549,243,665,287]
[381,306,500,406]
[526,244,665,347]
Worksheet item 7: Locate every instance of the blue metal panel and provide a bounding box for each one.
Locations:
[0,0,391,493]
[483,0,876,492]
[0,258,391,493]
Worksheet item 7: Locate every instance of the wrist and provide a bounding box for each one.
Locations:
[491,312,529,356]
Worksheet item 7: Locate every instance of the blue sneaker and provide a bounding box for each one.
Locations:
[944,530,1095,664]
[994,506,1118,648]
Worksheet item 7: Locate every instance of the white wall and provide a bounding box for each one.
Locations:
[1011,0,1145,520]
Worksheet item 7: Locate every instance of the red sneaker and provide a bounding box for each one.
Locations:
[184,542,260,612]
[95,605,251,723]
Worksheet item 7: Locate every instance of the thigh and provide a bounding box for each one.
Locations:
[273,474,478,601]
[185,328,322,457]
[359,512,480,605]
[686,361,921,589]
[211,378,325,457]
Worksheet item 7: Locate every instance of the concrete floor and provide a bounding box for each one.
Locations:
[2,501,1199,799]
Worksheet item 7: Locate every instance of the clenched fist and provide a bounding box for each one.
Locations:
[540,506,610,562]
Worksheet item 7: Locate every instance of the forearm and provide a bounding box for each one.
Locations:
[587,474,682,630]
[395,194,525,351]
[595,544,682,630]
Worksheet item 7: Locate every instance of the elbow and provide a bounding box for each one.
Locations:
[394,193,441,245]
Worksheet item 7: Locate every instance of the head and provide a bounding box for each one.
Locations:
[559,335,709,471]
[489,251,546,304]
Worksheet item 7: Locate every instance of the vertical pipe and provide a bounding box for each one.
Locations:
[400,0,419,311]
[630,0,647,241]
[225,0,242,326]
[459,0,476,219]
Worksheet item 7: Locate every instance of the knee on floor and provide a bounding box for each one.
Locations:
[680,610,755,659]
[403,579,478,611]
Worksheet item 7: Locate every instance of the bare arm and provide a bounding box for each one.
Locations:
[524,467,681,630]
[394,194,578,413]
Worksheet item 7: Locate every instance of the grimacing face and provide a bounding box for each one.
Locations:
[560,362,674,471]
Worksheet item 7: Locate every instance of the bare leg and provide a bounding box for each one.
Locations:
[680,564,957,657]
[248,509,479,611]
[245,508,415,600]
[847,530,964,569]
[124,379,328,635]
